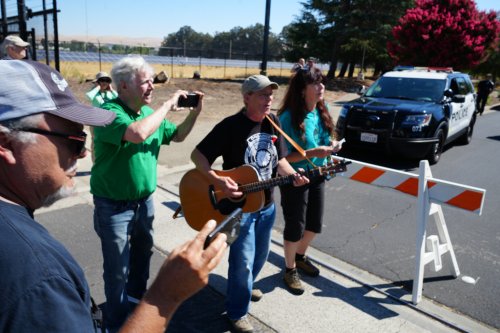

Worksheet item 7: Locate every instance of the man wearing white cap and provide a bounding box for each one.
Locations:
[0,60,227,332]
[86,71,118,162]
[191,74,309,332]
[1,35,30,60]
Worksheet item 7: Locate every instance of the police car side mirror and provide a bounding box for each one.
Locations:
[443,89,454,98]
[358,85,367,95]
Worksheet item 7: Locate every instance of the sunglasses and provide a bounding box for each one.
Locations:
[98,78,111,83]
[16,127,87,156]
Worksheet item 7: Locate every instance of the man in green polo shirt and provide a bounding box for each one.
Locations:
[90,55,203,333]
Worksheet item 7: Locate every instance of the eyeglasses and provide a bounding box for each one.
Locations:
[15,127,87,156]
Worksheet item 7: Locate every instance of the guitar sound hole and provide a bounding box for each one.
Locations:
[218,198,246,215]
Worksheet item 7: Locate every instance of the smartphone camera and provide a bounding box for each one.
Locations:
[177,93,200,108]
[204,208,242,249]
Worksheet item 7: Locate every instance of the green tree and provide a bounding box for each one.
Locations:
[280,12,322,63]
[471,39,500,80]
[282,0,412,78]
[212,24,282,59]
[161,26,213,57]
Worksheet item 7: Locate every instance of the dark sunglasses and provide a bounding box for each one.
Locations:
[98,78,111,83]
[15,127,87,156]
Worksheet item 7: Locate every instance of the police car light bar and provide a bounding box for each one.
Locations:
[393,66,453,73]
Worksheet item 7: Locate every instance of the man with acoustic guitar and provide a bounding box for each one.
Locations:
[190,75,309,333]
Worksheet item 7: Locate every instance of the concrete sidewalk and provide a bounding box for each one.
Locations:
[36,151,496,333]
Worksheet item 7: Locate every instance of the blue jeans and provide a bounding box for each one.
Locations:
[226,203,276,320]
[93,195,155,332]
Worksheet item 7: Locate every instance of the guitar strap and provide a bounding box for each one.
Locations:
[265,114,317,168]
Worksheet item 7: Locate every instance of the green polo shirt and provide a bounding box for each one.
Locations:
[90,98,177,200]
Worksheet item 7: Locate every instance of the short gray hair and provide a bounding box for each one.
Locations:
[0,114,43,144]
[111,55,155,89]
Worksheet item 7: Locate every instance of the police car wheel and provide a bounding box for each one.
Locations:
[458,114,476,145]
[427,128,445,165]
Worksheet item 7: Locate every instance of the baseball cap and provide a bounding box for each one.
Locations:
[0,60,116,126]
[241,75,278,95]
[93,71,112,82]
[2,35,30,48]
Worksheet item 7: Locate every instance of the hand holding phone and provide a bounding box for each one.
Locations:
[204,208,242,249]
[177,93,200,108]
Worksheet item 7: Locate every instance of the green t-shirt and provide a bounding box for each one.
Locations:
[278,107,331,171]
[90,98,177,200]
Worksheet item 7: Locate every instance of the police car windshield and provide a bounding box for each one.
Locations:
[365,77,447,103]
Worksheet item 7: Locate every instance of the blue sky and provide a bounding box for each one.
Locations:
[22,0,500,39]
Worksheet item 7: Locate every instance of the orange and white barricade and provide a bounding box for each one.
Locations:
[330,156,486,304]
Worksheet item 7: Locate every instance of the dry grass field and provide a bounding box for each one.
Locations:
[59,61,295,83]
[65,60,369,125]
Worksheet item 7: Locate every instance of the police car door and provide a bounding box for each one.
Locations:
[448,77,470,137]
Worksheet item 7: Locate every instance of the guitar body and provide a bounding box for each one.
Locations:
[179,165,265,231]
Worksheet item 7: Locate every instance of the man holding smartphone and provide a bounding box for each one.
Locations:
[191,75,308,333]
[90,55,204,332]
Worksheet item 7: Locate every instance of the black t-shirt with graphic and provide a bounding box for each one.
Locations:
[196,108,288,203]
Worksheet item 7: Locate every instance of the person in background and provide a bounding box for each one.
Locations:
[0,60,227,333]
[191,75,309,333]
[1,35,29,60]
[291,57,305,73]
[306,57,316,69]
[90,55,204,332]
[277,66,342,295]
[86,71,118,107]
[86,71,118,162]
[476,73,495,116]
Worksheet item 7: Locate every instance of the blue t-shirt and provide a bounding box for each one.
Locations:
[279,107,332,171]
[0,201,94,332]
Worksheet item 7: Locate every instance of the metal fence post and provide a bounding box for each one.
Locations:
[170,48,174,79]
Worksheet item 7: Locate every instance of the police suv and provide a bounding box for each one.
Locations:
[336,66,477,164]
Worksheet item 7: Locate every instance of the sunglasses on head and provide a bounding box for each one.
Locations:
[15,127,87,156]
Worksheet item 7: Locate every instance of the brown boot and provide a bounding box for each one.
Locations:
[284,268,304,295]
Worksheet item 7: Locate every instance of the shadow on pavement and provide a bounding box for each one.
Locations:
[261,251,400,321]
[166,286,231,333]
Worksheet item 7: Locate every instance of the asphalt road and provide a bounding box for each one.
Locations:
[273,109,500,329]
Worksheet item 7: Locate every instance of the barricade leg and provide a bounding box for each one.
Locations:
[412,161,461,304]
[412,161,432,304]
[432,204,460,277]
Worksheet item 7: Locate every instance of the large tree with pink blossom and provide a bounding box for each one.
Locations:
[387,0,500,70]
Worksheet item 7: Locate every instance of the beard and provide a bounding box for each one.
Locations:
[40,161,78,207]
[41,185,76,207]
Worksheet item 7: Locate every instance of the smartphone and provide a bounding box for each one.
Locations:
[204,208,242,249]
[177,93,200,108]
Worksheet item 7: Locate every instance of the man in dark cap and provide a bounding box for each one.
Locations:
[0,60,227,333]
[191,74,309,333]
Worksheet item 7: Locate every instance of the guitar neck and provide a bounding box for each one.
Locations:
[239,167,324,194]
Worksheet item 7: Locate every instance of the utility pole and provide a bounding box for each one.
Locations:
[260,0,271,76]
[1,0,8,36]
[17,0,27,40]
[98,40,101,71]
[42,0,49,64]
[52,0,60,71]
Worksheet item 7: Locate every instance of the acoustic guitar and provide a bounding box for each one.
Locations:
[179,160,350,230]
